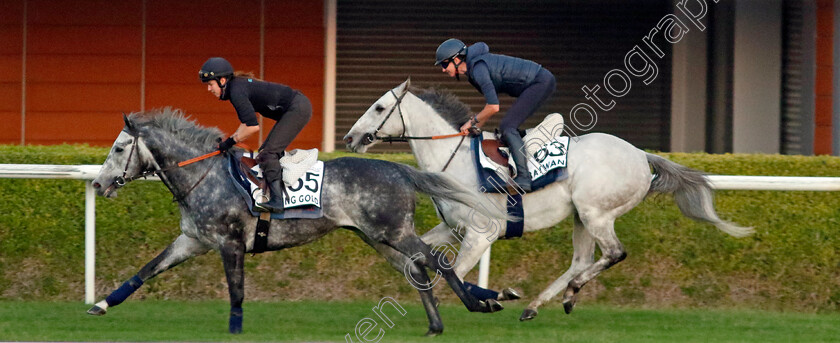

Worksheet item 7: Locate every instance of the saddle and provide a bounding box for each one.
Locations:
[474,113,569,194]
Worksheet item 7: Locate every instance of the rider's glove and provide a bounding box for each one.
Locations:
[218,136,236,152]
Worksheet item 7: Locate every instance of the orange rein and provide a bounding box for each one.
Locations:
[430,131,470,140]
[176,143,252,167]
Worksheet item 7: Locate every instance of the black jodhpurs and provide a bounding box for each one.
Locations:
[256,93,312,182]
[499,68,556,136]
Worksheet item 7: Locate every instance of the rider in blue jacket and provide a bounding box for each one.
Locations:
[435,39,556,192]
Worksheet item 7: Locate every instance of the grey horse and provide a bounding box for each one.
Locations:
[85,108,506,336]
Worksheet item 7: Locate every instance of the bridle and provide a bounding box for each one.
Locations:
[360,89,469,171]
[115,129,220,203]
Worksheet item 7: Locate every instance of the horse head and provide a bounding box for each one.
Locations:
[344,78,412,153]
[92,113,155,198]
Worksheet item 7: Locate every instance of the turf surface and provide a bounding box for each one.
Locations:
[0,300,837,342]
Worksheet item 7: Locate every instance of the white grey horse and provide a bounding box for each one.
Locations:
[343,79,752,321]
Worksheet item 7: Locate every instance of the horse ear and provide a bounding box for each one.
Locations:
[123,113,136,133]
[398,77,411,95]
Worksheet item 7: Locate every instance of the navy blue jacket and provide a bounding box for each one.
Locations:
[465,42,542,104]
[221,77,299,126]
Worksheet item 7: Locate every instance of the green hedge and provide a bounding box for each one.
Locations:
[1,145,839,312]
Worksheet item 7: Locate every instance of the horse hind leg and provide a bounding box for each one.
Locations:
[561,215,625,314]
[353,231,444,336]
[87,234,210,316]
[521,214,596,321]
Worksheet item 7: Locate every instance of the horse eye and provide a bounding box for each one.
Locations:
[375,104,385,112]
[115,147,124,153]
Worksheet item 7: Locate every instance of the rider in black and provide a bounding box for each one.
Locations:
[199,57,312,212]
[435,39,556,192]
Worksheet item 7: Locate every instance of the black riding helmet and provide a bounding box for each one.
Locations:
[434,38,466,66]
[199,57,234,83]
[435,39,467,80]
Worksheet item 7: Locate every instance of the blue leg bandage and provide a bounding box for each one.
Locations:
[229,307,243,334]
[465,282,499,301]
[105,275,143,307]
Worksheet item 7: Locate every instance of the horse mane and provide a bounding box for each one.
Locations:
[127,107,223,147]
[413,86,474,130]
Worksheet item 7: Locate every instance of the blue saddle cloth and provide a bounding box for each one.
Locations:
[227,152,323,220]
[470,135,568,239]
[470,135,567,194]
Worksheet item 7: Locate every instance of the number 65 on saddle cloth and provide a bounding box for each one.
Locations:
[228,149,325,219]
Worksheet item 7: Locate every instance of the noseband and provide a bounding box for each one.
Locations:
[359,89,470,172]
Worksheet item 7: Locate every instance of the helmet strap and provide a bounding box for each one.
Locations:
[453,57,464,81]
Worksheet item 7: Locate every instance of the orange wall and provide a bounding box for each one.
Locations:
[0,0,24,144]
[2,0,325,149]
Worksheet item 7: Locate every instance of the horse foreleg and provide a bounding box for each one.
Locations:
[561,216,625,314]
[521,214,595,321]
[422,222,516,302]
[392,236,502,314]
[87,234,209,316]
[219,238,246,334]
[419,222,460,246]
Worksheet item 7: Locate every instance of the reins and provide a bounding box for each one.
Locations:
[365,89,471,172]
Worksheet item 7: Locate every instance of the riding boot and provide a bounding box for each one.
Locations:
[502,130,532,193]
[258,174,285,213]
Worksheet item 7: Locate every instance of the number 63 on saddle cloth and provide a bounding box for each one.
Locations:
[474,113,570,194]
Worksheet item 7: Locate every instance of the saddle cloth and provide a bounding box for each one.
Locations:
[472,113,569,194]
[228,150,324,219]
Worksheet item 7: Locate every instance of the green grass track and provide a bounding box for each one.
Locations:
[0,300,837,342]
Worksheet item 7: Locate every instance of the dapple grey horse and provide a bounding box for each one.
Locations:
[344,79,752,321]
[86,108,507,336]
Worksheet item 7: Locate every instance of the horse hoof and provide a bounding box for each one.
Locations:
[425,328,443,337]
[519,308,538,321]
[500,288,521,301]
[563,298,577,314]
[485,299,504,313]
[87,305,106,316]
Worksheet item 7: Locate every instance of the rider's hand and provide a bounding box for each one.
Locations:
[460,116,481,136]
[218,136,236,152]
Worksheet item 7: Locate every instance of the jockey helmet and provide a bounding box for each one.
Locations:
[435,38,467,66]
[199,57,234,83]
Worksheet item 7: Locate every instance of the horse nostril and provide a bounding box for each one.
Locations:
[344,135,353,145]
[92,182,101,189]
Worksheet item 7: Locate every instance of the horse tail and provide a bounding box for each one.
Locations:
[396,164,510,222]
[646,153,753,238]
